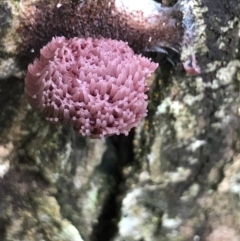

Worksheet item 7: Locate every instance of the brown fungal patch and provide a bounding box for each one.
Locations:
[17,0,184,67]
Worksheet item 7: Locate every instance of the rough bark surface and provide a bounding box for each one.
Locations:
[0,0,240,241]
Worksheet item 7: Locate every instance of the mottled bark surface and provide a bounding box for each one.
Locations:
[0,0,240,241]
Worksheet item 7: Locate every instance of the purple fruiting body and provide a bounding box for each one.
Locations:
[183,53,201,75]
[25,37,158,138]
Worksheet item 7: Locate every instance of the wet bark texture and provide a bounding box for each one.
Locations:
[0,0,240,241]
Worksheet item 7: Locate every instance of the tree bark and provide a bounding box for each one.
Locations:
[0,0,240,241]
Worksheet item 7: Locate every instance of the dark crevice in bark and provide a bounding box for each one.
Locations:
[0,2,12,54]
[0,219,7,241]
[0,77,23,143]
[90,131,135,241]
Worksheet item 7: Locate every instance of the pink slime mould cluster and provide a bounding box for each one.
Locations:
[25,37,158,138]
[183,53,201,75]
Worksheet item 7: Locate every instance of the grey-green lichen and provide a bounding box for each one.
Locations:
[116,187,162,241]
[5,196,84,241]
[0,0,22,79]
[0,143,12,178]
